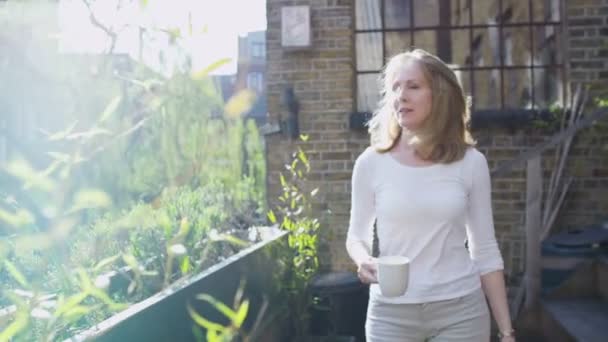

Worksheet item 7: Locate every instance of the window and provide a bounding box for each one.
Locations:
[251,42,265,58]
[247,72,264,92]
[355,0,564,113]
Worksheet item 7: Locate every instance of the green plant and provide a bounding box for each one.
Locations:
[188,277,278,342]
[267,135,321,336]
[530,102,565,132]
[0,117,264,341]
[0,1,269,340]
[188,284,251,342]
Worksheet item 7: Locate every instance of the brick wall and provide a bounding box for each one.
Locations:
[266,0,361,272]
[567,0,608,93]
[265,0,608,280]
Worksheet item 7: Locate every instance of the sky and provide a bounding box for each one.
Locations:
[57,0,266,74]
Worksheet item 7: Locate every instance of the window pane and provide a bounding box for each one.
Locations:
[532,0,560,22]
[472,28,501,67]
[533,25,561,66]
[473,69,501,109]
[413,0,439,27]
[502,26,531,66]
[533,67,561,108]
[385,31,412,58]
[451,0,471,26]
[448,29,471,67]
[357,74,381,112]
[503,68,532,108]
[501,0,531,23]
[356,33,383,71]
[247,72,263,92]
[384,0,411,29]
[412,30,436,56]
[472,0,501,25]
[356,0,382,30]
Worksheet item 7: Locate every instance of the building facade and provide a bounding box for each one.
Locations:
[265,0,608,283]
[237,30,268,125]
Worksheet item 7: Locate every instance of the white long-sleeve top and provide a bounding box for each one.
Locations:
[346,146,504,303]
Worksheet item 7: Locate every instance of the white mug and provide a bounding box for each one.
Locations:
[377,256,410,297]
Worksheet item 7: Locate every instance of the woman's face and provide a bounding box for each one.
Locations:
[391,60,432,131]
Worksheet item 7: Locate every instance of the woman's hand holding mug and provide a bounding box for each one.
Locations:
[357,257,378,284]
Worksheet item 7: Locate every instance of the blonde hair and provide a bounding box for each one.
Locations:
[367,49,475,163]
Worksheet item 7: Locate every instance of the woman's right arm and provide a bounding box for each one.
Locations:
[345,151,377,283]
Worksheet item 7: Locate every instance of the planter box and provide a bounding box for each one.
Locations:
[68,227,289,342]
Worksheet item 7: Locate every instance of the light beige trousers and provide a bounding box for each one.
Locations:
[365,288,491,342]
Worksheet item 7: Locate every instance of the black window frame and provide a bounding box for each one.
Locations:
[353,0,568,119]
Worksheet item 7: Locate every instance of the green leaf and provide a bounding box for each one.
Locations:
[211,234,248,247]
[267,210,277,224]
[75,268,94,292]
[233,299,249,328]
[98,96,122,123]
[0,308,28,341]
[187,303,224,331]
[48,120,78,141]
[282,217,293,230]
[297,148,309,166]
[206,328,220,341]
[191,58,231,80]
[224,90,256,118]
[6,159,56,192]
[196,294,236,322]
[68,189,112,213]
[0,208,35,228]
[176,217,191,239]
[180,255,191,275]
[93,254,121,273]
[66,127,112,140]
[3,260,29,288]
[40,160,62,178]
[55,292,88,317]
[122,254,140,273]
[89,286,127,311]
[62,304,96,322]
[192,325,205,342]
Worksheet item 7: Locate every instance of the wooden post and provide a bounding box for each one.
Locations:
[525,156,542,309]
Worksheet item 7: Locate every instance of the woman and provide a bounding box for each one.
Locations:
[345,49,515,342]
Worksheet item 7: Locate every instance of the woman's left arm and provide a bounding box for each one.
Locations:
[466,150,515,341]
[481,270,515,341]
